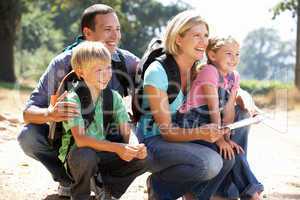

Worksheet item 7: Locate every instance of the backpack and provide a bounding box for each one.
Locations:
[131,38,181,123]
[48,71,114,151]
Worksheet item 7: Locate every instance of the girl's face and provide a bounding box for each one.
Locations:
[176,23,209,62]
[80,59,112,90]
[209,42,240,74]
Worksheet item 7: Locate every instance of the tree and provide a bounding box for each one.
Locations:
[240,28,295,82]
[50,0,188,57]
[0,1,22,83]
[2,0,188,83]
[273,0,300,88]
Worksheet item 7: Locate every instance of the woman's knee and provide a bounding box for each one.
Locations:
[188,148,223,181]
[203,152,223,180]
[222,158,235,174]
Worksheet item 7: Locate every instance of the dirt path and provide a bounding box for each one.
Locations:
[0,88,299,200]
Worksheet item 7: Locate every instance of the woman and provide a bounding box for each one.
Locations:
[136,10,235,200]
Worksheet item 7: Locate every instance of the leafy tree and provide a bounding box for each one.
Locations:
[119,0,188,56]
[273,0,300,88]
[240,28,295,82]
[50,0,188,57]
[19,2,64,53]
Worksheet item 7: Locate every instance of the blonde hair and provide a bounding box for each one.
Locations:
[206,36,239,64]
[163,10,209,55]
[71,41,111,70]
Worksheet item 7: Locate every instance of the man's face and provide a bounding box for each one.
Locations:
[84,12,121,53]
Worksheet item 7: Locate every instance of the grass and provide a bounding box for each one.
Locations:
[0,81,35,92]
[240,80,293,95]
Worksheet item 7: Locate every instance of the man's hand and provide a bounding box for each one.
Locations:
[48,91,80,122]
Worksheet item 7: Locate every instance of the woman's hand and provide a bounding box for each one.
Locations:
[200,124,229,143]
[228,140,245,155]
[216,138,235,160]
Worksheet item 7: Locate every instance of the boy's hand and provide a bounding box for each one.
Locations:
[116,144,139,162]
[135,143,147,159]
[216,138,235,160]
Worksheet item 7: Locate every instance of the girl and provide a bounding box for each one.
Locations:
[175,36,264,200]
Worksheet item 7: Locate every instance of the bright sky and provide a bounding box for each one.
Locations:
[165,0,296,45]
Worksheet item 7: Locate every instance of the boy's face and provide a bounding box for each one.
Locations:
[84,13,121,54]
[81,60,112,90]
[210,42,240,74]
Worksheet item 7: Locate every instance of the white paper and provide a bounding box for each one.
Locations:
[128,130,139,145]
[224,114,265,130]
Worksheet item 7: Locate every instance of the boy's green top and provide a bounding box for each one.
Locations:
[58,88,130,162]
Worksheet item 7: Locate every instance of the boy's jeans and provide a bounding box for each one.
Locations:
[67,147,147,200]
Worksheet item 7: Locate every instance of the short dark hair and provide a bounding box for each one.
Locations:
[81,4,115,34]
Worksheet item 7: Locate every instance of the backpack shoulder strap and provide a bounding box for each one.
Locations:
[157,54,181,104]
[102,87,114,133]
[112,49,130,96]
[73,80,96,129]
[63,35,84,52]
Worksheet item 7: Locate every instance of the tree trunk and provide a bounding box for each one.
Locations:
[0,1,21,83]
[0,31,16,83]
[295,0,300,89]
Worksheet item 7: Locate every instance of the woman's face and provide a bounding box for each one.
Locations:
[176,23,209,61]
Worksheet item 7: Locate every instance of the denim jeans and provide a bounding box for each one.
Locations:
[17,123,71,184]
[174,105,264,199]
[140,133,234,200]
[215,106,264,199]
[67,147,147,200]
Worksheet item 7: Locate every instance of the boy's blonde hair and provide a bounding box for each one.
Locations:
[206,36,239,64]
[71,41,111,70]
[163,10,209,56]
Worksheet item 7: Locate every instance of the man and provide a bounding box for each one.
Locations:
[18,4,144,198]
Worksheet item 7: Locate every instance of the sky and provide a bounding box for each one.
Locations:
[164,0,297,45]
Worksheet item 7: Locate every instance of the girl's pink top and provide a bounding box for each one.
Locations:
[179,64,240,113]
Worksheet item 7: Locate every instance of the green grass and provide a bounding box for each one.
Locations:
[0,81,34,92]
[240,80,293,94]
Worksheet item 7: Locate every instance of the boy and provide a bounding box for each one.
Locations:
[61,41,147,200]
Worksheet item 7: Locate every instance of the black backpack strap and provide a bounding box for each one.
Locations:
[63,86,113,164]
[145,54,181,130]
[102,87,114,134]
[112,49,130,96]
[73,80,98,129]
[157,54,181,104]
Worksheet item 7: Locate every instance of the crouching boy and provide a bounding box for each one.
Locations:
[58,41,147,200]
